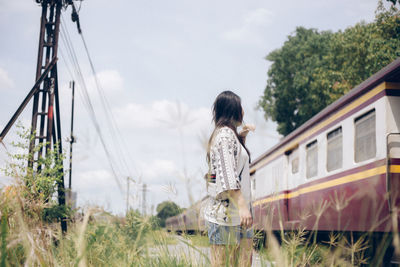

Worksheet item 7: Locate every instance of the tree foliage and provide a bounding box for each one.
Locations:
[156,201,181,227]
[387,0,400,5]
[259,3,400,136]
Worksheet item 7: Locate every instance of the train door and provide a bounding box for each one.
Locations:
[386,94,400,214]
[387,133,400,212]
[286,147,300,223]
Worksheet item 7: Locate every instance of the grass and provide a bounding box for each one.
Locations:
[0,176,395,267]
[145,229,179,246]
[0,187,397,266]
[185,233,209,247]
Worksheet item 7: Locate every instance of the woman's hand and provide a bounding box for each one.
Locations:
[238,204,253,229]
[239,124,256,140]
[228,189,253,229]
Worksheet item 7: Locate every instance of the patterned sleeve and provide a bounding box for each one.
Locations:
[214,128,241,196]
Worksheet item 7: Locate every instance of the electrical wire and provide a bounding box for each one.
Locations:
[61,14,139,180]
[79,32,137,179]
[59,17,130,191]
[60,13,142,195]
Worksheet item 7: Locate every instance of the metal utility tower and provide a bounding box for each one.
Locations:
[30,0,66,231]
[0,0,81,233]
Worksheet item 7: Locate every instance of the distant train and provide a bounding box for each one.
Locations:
[166,58,400,243]
[166,196,207,234]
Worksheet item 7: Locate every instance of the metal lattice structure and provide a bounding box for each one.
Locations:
[0,0,81,233]
[29,0,66,232]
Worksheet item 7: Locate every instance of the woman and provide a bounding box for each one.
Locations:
[204,91,255,267]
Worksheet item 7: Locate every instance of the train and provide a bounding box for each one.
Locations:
[166,58,400,248]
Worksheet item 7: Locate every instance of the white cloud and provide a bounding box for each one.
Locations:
[0,68,14,90]
[86,69,124,95]
[96,70,124,92]
[113,100,212,135]
[74,169,117,191]
[222,8,274,44]
[72,169,125,212]
[138,159,178,180]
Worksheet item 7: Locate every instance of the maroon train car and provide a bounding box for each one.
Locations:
[165,197,207,234]
[251,58,400,236]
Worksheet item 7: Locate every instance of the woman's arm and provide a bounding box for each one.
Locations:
[228,189,253,228]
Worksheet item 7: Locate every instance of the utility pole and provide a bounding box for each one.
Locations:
[126,176,130,214]
[69,81,76,190]
[0,1,82,233]
[142,183,147,216]
[0,0,82,233]
[29,0,67,232]
[66,80,76,210]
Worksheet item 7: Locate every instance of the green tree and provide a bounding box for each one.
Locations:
[387,0,400,5]
[259,3,400,136]
[156,201,181,227]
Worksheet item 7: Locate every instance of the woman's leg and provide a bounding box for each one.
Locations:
[211,244,239,267]
[210,245,225,267]
[238,238,253,267]
[208,222,240,266]
[211,245,236,267]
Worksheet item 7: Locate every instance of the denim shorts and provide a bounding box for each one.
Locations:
[206,221,254,245]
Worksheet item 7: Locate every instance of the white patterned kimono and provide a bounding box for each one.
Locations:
[204,126,251,226]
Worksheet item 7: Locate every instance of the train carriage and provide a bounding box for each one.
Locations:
[166,196,207,234]
[251,58,400,234]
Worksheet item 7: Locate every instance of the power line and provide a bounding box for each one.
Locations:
[61,14,130,177]
[59,16,126,191]
[79,32,138,179]
[59,14,141,195]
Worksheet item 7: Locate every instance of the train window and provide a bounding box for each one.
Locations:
[354,109,376,163]
[306,140,318,178]
[327,127,343,172]
[291,157,299,174]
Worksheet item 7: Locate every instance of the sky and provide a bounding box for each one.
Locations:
[0,0,390,215]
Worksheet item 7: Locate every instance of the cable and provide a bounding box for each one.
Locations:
[60,14,142,194]
[62,14,139,180]
[59,17,128,191]
[79,32,137,178]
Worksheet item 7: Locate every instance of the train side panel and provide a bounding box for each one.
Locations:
[253,156,288,231]
[294,98,389,232]
[253,82,400,234]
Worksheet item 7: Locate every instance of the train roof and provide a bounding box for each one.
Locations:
[251,57,400,171]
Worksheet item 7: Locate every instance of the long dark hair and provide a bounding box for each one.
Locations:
[207,91,250,162]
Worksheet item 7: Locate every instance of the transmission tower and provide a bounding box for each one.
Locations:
[31,0,82,233]
[0,0,81,233]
